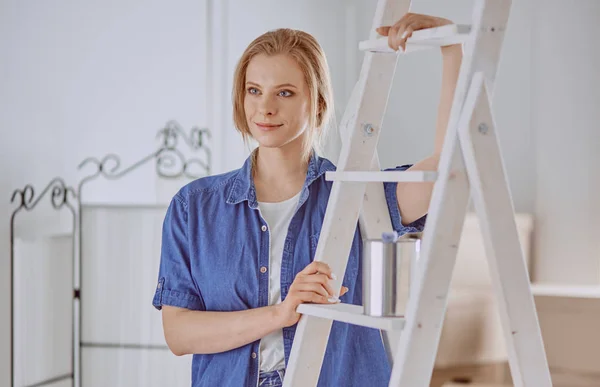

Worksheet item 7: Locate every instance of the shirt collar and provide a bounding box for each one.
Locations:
[226,149,334,208]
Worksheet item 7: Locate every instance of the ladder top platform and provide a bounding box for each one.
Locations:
[325,171,438,183]
[360,24,471,53]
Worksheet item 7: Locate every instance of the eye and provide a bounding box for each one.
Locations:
[247,87,259,95]
[278,90,294,97]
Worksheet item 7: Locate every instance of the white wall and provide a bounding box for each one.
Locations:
[531,0,600,284]
[358,0,600,285]
[0,1,364,385]
[1,1,210,384]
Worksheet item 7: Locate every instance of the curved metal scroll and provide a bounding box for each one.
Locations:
[77,120,211,191]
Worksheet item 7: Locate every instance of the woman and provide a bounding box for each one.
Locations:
[153,12,462,387]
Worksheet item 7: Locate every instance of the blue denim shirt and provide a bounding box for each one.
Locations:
[152,152,426,387]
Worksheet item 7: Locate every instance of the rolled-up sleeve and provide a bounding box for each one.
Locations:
[152,194,206,311]
[383,164,427,235]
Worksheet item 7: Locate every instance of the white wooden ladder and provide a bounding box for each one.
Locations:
[282,0,553,386]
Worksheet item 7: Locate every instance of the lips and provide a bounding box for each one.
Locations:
[255,122,283,131]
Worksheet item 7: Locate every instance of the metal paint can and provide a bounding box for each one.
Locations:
[363,232,421,317]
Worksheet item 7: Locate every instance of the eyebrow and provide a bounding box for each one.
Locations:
[246,81,298,89]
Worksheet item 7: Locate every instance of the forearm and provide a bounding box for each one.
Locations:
[163,305,283,356]
[398,154,439,225]
[433,44,463,154]
[398,45,462,224]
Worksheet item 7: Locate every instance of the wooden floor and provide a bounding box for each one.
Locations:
[430,362,600,387]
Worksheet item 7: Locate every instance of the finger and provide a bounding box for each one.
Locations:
[340,286,349,296]
[394,21,413,51]
[399,25,414,52]
[301,274,336,296]
[294,283,330,298]
[376,26,391,36]
[388,23,402,51]
[297,291,330,304]
[394,23,408,52]
[299,261,334,279]
[389,13,413,51]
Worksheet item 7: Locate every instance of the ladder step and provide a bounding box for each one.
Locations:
[297,303,405,331]
[360,24,471,53]
[325,171,438,182]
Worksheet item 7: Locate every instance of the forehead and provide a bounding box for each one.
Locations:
[246,54,305,88]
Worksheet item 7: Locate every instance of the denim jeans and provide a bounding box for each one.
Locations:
[258,369,285,387]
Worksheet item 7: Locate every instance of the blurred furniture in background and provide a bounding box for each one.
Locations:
[435,212,534,369]
[431,212,533,386]
[431,212,600,387]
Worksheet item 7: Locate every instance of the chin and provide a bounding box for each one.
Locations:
[255,137,289,149]
[250,127,306,150]
[249,130,281,146]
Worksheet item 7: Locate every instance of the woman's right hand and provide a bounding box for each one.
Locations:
[275,261,349,328]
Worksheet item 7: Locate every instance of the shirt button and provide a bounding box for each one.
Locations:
[260,266,268,274]
[251,352,257,359]
[261,225,267,232]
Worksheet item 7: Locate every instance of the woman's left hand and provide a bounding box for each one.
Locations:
[376,13,453,52]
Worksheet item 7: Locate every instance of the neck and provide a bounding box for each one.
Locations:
[255,149,307,180]
[253,139,310,202]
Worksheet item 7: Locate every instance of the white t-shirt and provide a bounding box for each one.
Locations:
[257,190,301,372]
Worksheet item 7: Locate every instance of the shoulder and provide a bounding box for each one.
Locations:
[172,168,241,206]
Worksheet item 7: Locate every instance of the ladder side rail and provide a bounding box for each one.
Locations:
[284,0,410,387]
[282,35,403,387]
[389,0,510,385]
[358,0,416,368]
[458,73,552,386]
[284,2,417,385]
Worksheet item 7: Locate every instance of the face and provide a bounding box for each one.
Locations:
[244,54,311,151]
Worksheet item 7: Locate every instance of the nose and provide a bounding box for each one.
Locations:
[258,95,277,117]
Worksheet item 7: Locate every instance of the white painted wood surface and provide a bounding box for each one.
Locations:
[458,73,551,386]
[283,0,411,385]
[359,24,471,53]
[13,235,73,387]
[531,284,600,299]
[389,0,487,382]
[389,0,551,386]
[79,205,191,386]
[285,0,552,386]
[325,170,437,182]
[337,81,406,363]
[297,303,405,331]
[80,205,167,346]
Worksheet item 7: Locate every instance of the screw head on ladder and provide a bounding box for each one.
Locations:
[478,123,488,134]
[363,123,375,136]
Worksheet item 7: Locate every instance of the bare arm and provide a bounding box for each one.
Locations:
[161,262,346,356]
[398,44,462,225]
[162,305,283,356]
[377,14,463,226]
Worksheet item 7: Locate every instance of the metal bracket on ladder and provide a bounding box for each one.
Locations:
[283,0,553,386]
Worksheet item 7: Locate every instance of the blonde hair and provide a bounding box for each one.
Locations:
[232,28,334,162]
